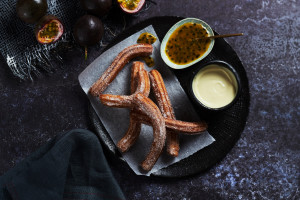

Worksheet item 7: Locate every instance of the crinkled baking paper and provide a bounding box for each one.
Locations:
[79,25,215,176]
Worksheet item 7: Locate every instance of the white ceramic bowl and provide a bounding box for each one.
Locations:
[160,18,215,69]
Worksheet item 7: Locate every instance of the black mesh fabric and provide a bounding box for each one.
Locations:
[0,1,84,80]
[0,0,155,80]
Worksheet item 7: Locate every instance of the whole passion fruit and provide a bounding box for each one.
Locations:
[73,15,104,46]
[16,0,48,24]
[35,15,64,44]
[80,0,112,17]
[118,0,145,14]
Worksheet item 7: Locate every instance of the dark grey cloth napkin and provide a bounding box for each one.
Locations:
[0,129,126,200]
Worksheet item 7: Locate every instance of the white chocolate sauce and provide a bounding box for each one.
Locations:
[192,64,238,109]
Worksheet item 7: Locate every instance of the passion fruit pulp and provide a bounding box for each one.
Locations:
[80,0,112,17]
[35,15,64,44]
[73,15,104,46]
[16,0,48,24]
[118,0,145,14]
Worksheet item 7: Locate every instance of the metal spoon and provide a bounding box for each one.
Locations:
[190,33,244,41]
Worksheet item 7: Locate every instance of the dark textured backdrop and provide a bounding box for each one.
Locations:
[0,0,299,199]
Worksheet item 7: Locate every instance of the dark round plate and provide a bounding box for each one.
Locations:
[88,16,250,178]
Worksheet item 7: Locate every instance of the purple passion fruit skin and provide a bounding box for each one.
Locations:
[118,0,145,14]
[80,0,112,17]
[73,15,104,47]
[35,15,64,44]
[16,0,48,24]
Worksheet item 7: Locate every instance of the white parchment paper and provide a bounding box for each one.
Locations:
[78,25,215,176]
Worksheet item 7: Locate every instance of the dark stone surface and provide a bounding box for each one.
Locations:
[0,0,299,199]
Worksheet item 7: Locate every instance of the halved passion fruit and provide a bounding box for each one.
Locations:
[118,0,145,14]
[35,15,64,44]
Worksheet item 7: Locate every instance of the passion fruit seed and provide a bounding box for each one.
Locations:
[142,56,155,67]
[39,22,58,38]
[35,15,64,44]
[16,0,48,24]
[137,32,156,67]
[137,32,157,44]
[118,0,138,10]
[165,22,209,65]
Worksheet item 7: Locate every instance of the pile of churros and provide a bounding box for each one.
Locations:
[89,44,207,171]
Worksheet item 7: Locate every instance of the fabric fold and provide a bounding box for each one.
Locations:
[0,129,125,200]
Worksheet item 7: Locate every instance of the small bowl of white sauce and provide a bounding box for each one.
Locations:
[190,60,241,111]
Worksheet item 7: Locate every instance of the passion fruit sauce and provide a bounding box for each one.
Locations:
[141,56,155,67]
[137,32,157,44]
[137,32,156,67]
[165,22,210,65]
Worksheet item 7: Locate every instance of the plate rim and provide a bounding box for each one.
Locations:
[87,16,250,178]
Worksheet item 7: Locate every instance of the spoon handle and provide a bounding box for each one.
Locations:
[207,33,244,39]
[192,33,244,41]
